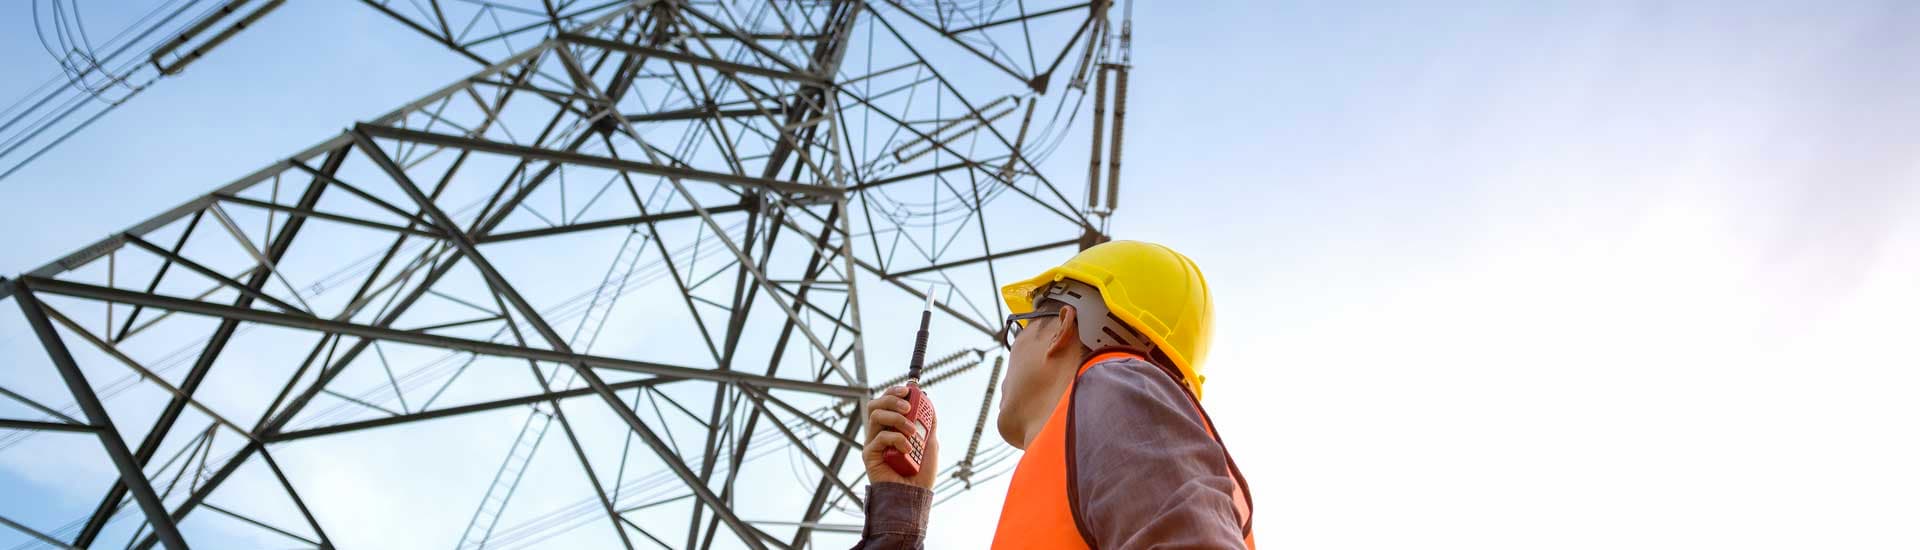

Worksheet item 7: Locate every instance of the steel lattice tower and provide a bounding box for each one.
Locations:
[0,1,1131,548]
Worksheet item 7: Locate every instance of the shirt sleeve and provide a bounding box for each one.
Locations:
[1071,358,1248,550]
[850,482,931,550]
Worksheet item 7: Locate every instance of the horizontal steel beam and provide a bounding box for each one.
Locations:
[477,202,754,243]
[468,77,611,105]
[22,277,868,399]
[119,233,311,316]
[273,376,673,441]
[944,2,1091,34]
[354,124,837,197]
[557,32,829,85]
[849,160,983,192]
[886,237,1078,279]
[0,382,86,425]
[689,32,825,41]
[622,105,785,123]
[0,418,97,433]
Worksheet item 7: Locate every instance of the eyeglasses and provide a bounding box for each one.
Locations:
[1000,309,1061,350]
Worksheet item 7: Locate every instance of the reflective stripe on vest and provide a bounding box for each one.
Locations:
[990,351,1255,549]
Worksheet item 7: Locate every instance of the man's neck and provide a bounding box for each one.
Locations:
[1019,353,1084,448]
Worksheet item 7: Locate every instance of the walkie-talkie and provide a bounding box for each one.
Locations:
[882,290,938,477]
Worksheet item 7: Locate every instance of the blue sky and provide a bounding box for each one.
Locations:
[4,1,1920,548]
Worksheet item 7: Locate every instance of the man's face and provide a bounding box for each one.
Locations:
[996,304,1063,448]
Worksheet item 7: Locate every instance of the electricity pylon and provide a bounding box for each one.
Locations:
[0,1,1131,548]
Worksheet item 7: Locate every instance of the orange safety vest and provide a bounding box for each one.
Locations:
[990,351,1255,549]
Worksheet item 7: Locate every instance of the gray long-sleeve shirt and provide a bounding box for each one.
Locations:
[852,356,1249,549]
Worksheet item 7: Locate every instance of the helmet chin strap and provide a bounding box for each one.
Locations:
[1034,279,1158,358]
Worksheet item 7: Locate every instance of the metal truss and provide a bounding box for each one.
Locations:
[0,0,1128,548]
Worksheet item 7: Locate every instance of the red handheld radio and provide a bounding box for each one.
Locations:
[882,292,938,477]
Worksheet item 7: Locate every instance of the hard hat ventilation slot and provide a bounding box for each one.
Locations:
[1039,278,1159,360]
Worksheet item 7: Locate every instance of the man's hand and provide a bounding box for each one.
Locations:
[863,386,939,489]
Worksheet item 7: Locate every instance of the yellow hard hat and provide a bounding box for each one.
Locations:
[1001,240,1216,398]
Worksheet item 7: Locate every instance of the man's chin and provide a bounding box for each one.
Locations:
[995,416,1025,450]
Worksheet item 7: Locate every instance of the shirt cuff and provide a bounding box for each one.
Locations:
[863,482,932,540]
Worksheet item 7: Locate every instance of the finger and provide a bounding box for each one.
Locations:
[867,431,911,455]
[865,394,909,414]
[887,393,913,412]
[864,395,910,419]
[863,395,909,438]
[867,409,915,438]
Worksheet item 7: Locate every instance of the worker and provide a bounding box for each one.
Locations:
[853,240,1254,549]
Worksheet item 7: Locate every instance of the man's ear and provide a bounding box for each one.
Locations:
[1046,304,1079,358]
